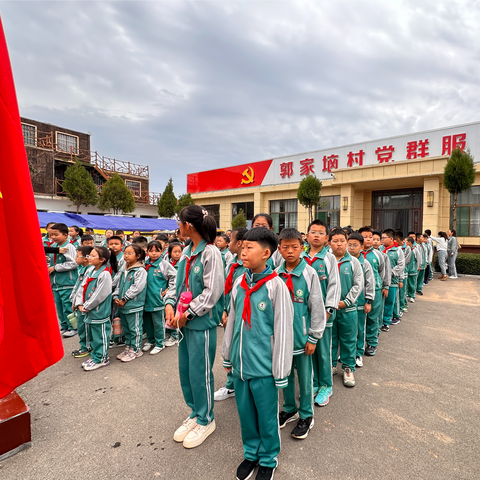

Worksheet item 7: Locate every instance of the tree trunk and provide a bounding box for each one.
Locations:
[452,192,457,231]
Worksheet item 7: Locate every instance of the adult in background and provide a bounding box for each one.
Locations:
[447,229,459,279]
[429,232,449,281]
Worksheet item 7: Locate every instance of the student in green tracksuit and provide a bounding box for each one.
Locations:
[214,227,249,402]
[396,231,411,313]
[406,236,422,302]
[78,246,117,371]
[47,222,79,337]
[113,244,147,362]
[301,219,340,408]
[70,246,94,358]
[415,233,427,295]
[380,229,405,330]
[166,205,224,450]
[223,227,293,480]
[276,228,325,440]
[166,242,183,270]
[347,233,375,368]
[142,241,177,355]
[392,231,408,321]
[68,226,83,248]
[359,227,390,357]
[329,228,364,388]
[216,233,234,268]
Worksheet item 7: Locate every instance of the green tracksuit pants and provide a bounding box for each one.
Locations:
[283,353,313,419]
[393,286,401,318]
[383,285,398,326]
[399,282,407,309]
[356,307,367,358]
[313,312,335,390]
[233,376,280,469]
[226,370,235,390]
[178,327,216,426]
[332,308,357,371]
[416,269,425,293]
[53,288,74,331]
[119,311,143,353]
[143,310,165,348]
[407,274,417,298]
[85,321,111,363]
[77,311,89,352]
[366,290,383,348]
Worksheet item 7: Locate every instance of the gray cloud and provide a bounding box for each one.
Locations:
[2,0,480,194]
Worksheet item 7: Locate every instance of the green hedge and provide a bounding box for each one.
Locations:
[434,253,480,275]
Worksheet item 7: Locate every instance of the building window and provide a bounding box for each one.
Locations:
[22,123,36,146]
[126,180,141,198]
[450,186,480,236]
[316,195,340,228]
[56,132,79,154]
[203,204,220,228]
[232,201,254,221]
[270,199,297,232]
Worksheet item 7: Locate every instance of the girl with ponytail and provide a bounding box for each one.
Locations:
[165,205,224,448]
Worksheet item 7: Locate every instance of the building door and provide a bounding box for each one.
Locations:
[372,189,423,234]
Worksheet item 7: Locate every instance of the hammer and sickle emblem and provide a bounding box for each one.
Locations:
[241,166,255,185]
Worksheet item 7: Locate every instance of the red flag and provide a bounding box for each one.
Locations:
[0,18,63,399]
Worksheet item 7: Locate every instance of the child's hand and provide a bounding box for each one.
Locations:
[48,266,55,274]
[399,282,403,289]
[338,301,346,309]
[364,303,372,314]
[177,312,188,329]
[224,367,232,373]
[59,247,68,254]
[78,306,85,313]
[162,288,168,297]
[382,288,388,298]
[165,304,175,323]
[221,311,228,327]
[304,342,316,355]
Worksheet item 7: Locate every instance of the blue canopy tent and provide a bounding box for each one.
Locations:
[38,212,178,233]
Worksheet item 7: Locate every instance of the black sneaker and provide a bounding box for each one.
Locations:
[391,317,401,325]
[291,416,314,439]
[256,466,276,480]
[416,291,424,296]
[380,324,390,332]
[365,345,376,356]
[236,459,258,480]
[279,410,299,428]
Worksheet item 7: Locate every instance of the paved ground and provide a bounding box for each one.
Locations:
[1,275,479,480]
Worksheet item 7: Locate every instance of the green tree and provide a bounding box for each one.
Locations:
[62,160,98,213]
[98,172,135,215]
[158,178,177,218]
[297,175,323,224]
[175,192,195,216]
[232,209,247,228]
[443,147,476,231]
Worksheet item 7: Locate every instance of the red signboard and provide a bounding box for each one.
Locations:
[187,159,273,194]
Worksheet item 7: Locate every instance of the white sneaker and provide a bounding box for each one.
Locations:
[121,351,137,362]
[449,276,458,279]
[409,297,415,303]
[142,342,154,352]
[214,386,235,401]
[174,416,197,442]
[84,359,110,371]
[150,346,165,355]
[356,356,363,368]
[165,336,178,347]
[116,347,130,360]
[183,420,216,448]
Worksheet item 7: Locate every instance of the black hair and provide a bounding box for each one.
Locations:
[115,229,124,235]
[438,231,448,240]
[372,230,382,238]
[77,246,94,256]
[424,229,432,236]
[81,235,94,243]
[243,227,278,258]
[105,229,114,235]
[449,228,457,236]
[133,230,141,235]
[226,229,232,233]
[406,236,415,244]
[252,213,273,229]
[358,226,373,234]
[415,232,422,239]
[46,221,56,229]
[307,219,328,234]
[107,235,123,244]
[343,226,353,236]
[154,233,169,243]
[70,225,84,237]
[184,238,192,247]
[179,205,217,244]
[348,232,364,244]
[147,240,163,252]
[278,228,303,244]
[231,227,248,242]
[124,243,146,263]
[168,236,179,244]
[51,223,69,235]
[383,228,395,238]
[168,242,183,257]
[329,227,347,241]
[132,236,149,248]
[394,230,404,241]
[95,246,118,274]
[217,233,230,244]
[408,231,415,237]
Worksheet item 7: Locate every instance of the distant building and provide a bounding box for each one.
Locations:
[21,117,160,218]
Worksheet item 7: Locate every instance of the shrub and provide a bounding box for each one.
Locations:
[434,253,480,275]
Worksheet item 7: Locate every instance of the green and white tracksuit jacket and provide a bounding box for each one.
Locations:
[70,264,94,304]
[48,240,78,291]
[276,261,326,354]
[113,262,147,314]
[222,267,294,388]
[112,252,126,290]
[224,254,247,315]
[220,248,234,269]
[381,246,405,286]
[144,258,177,312]
[356,256,375,307]
[408,245,421,275]
[69,237,81,249]
[363,247,390,291]
[79,266,113,323]
[337,252,364,308]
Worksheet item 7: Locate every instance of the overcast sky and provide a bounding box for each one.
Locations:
[2,0,480,194]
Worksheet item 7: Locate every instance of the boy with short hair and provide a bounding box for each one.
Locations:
[329,228,364,388]
[347,233,375,368]
[415,233,427,296]
[48,223,79,337]
[423,230,434,283]
[395,231,410,314]
[405,236,421,303]
[276,228,325,439]
[216,233,233,268]
[116,229,130,251]
[222,227,293,480]
[214,227,248,402]
[81,235,95,247]
[301,219,340,407]
[132,235,149,251]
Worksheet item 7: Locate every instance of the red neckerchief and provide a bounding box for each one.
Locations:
[185,254,198,292]
[145,263,154,271]
[225,262,240,294]
[82,276,96,303]
[360,250,368,259]
[304,256,319,267]
[70,239,76,244]
[240,271,277,330]
[47,240,54,247]
[281,273,295,300]
[170,259,178,267]
[337,261,346,271]
[383,244,396,253]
